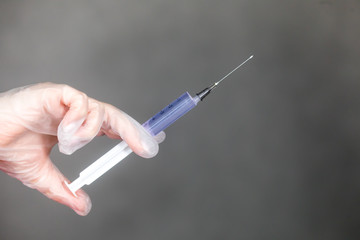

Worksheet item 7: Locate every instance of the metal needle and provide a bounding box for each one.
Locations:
[209,55,253,91]
[196,55,253,100]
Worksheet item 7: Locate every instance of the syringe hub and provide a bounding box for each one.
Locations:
[196,87,211,101]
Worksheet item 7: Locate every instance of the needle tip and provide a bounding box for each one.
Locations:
[250,55,254,59]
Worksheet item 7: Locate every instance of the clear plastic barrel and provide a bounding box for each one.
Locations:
[142,92,199,136]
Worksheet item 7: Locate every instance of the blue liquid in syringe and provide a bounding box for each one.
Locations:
[142,92,200,136]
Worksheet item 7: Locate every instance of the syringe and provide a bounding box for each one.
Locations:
[65,55,253,196]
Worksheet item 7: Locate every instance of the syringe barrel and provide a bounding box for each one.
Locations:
[142,92,199,136]
[66,92,200,196]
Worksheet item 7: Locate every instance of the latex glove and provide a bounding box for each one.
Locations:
[0,82,165,216]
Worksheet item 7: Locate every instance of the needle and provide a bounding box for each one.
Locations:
[210,55,253,90]
[196,55,253,100]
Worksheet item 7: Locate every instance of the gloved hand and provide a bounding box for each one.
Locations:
[0,82,165,216]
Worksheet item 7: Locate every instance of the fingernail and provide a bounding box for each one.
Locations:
[83,195,92,216]
[126,115,159,158]
[62,118,85,133]
[74,192,92,216]
[58,144,76,155]
[141,139,159,158]
[63,122,77,133]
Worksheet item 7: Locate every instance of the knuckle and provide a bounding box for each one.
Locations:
[90,100,101,109]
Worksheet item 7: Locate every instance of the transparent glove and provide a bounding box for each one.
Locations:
[0,82,165,216]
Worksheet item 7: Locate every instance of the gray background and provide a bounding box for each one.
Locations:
[0,0,360,239]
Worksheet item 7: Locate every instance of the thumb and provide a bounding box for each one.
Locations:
[30,158,92,216]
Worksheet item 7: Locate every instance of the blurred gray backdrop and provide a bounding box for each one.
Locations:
[0,1,360,239]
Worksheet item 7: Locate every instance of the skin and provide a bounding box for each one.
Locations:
[0,83,163,216]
